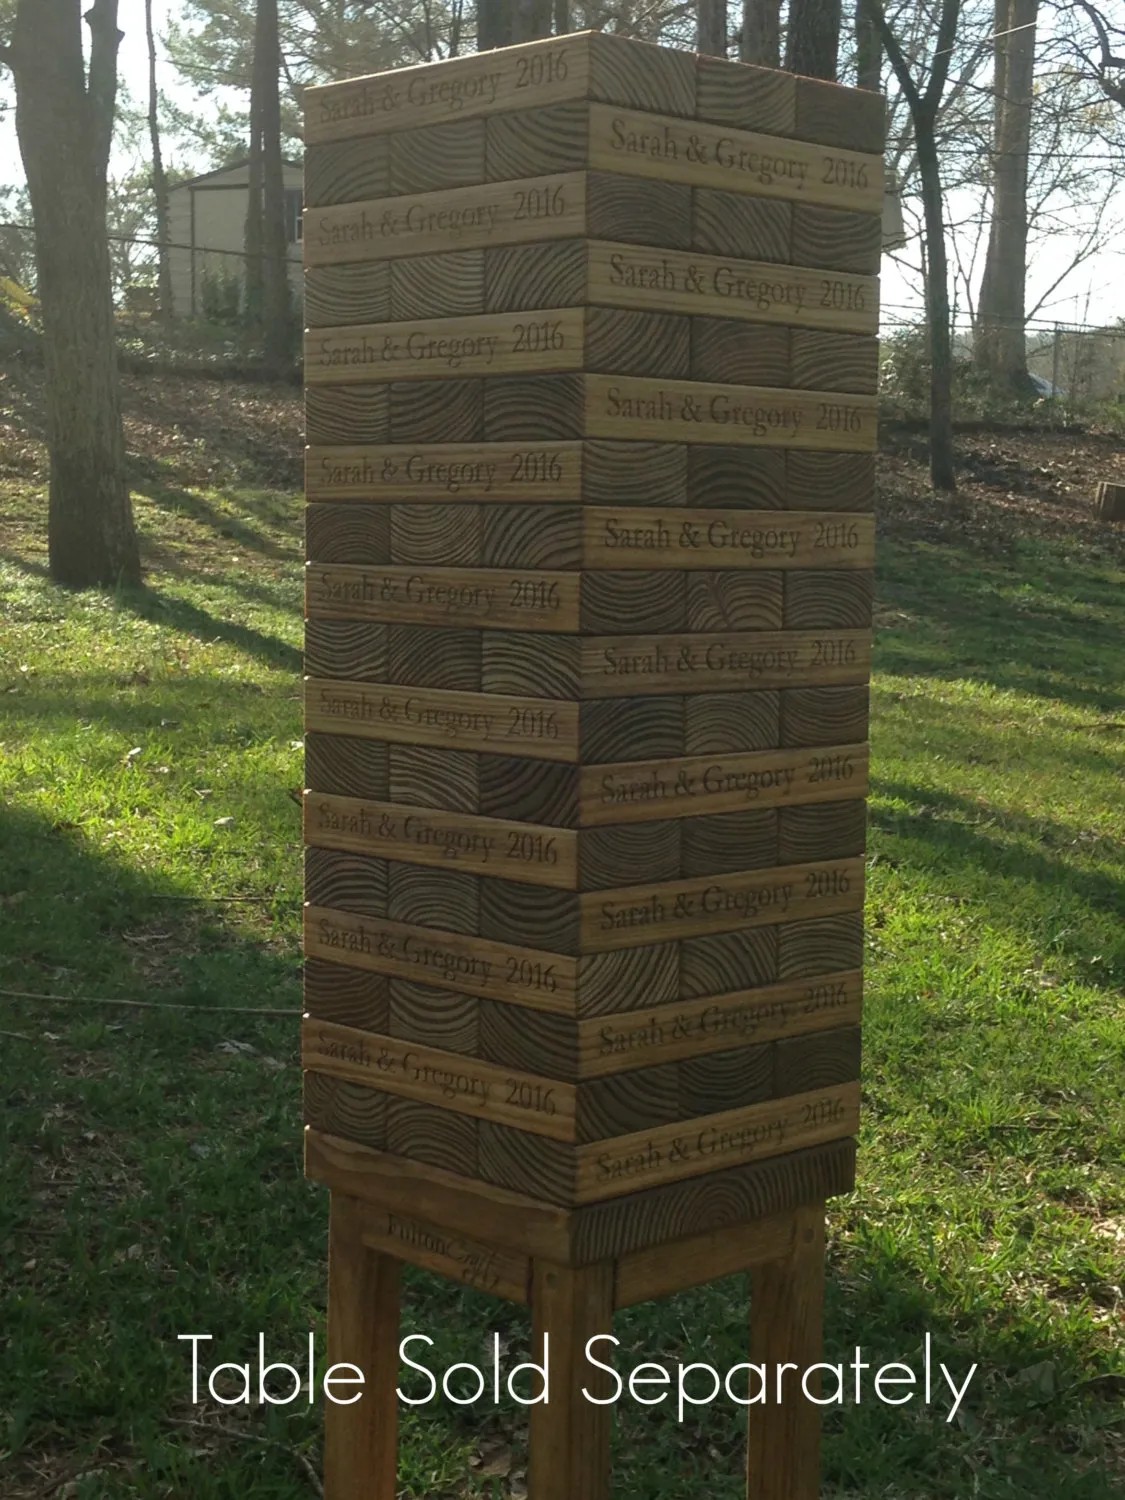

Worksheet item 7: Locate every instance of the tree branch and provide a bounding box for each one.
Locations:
[85,0,123,171]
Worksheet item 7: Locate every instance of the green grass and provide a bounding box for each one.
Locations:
[1,416,1123,1498]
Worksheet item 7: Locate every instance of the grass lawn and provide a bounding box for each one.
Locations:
[1,381,1123,1498]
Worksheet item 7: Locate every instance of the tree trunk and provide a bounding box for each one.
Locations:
[512,0,553,42]
[741,0,781,65]
[855,0,883,90]
[145,0,173,325]
[478,0,513,49]
[917,118,957,491]
[553,0,570,35]
[975,0,1038,393]
[785,0,842,79]
[257,0,292,373]
[10,0,141,588]
[243,4,265,330]
[699,0,728,56]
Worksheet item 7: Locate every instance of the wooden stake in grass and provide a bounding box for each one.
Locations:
[1094,480,1125,520]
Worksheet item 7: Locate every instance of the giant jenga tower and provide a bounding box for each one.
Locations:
[301,33,881,1500]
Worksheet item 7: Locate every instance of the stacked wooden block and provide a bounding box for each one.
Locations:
[302,33,881,1236]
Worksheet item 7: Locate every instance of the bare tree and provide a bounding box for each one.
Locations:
[855,0,883,89]
[1066,0,1125,107]
[975,0,1038,391]
[786,0,842,78]
[1,0,141,587]
[871,0,963,490]
[741,0,781,63]
[145,0,173,325]
[244,0,292,372]
[699,0,728,54]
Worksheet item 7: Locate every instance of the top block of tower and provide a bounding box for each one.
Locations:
[303,31,886,157]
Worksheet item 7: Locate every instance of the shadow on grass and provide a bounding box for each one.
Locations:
[876,539,1125,715]
[115,586,302,675]
[131,456,302,565]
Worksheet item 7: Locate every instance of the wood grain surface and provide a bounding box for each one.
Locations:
[305,678,580,761]
[581,509,873,569]
[305,904,578,1012]
[357,1203,530,1301]
[306,442,582,503]
[584,375,878,452]
[307,563,581,631]
[305,791,578,888]
[579,629,872,697]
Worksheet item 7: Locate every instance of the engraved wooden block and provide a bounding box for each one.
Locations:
[306,442,583,505]
[306,262,390,329]
[582,509,873,570]
[580,629,872,698]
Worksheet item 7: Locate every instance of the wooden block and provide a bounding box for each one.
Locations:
[486,239,588,312]
[577,969,863,1078]
[579,696,684,762]
[305,958,391,1032]
[478,1122,574,1202]
[479,879,581,954]
[481,632,581,698]
[586,171,693,249]
[791,329,879,394]
[305,172,587,267]
[583,741,867,829]
[688,446,788,508]
[389,979,480,1055]
[679,1042,773,1114]
[305,136,389,208]
[306,385,389,445]
[389,117,486,194]
[306,733,389,800]
[690,317,790,387]
[390,251,484,320]
[573,1082,860,1203]
[780,683,869,745]
[385,1096,479,1176]
[582,508,873,570]
[778,799,867,862]
[388,505,480,564]
[305,1072,387,1150]
[681,926,777,999]
[305,846,388,916]
[579,820,682,890]
[306,619,388,681]
[390,378,484,443]
[486,99,588,179]
[686,573,784,631]
[587,240,878,336]
[386,625,480,690]
[306,792,578,890]
[786,451,875,510]
[570,1137,856,1260]
[791,203,882,275]
[306,503,390,564]
[478,755,579,826]
[777,912,863,978]
[306,442,582,504]
[587,104,883,213]
[586,30,696,116]
[579,571,687,633]
[693,186,792,262]
[585,306,691,378]
[580,629,872,698]
[575,1064,681,1142]
[307,563,581,633]
[775,1025,862,1096]
[305,905,576,1012]
[480,505,582,567]
[684,691,780,754]
[483,374,584,439]
[305,1130,572,1260]
[303,1019,577,1140]
[306,308,587,386]
[386,860,478,932]
[695,56,796,135]
[581,857,863,952]
[583,440,687,506]
[681,807,778,877]
[784,569,874,629]
[305,679,579,762]
[577,942,680,1017]
[585,375,877,453]
[794,76,886,154]
[305,263,390,329]
[357,1201,529,1301]
[388,744,478,813]
[479,999,580,1081]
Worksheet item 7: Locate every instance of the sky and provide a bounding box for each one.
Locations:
[2,0,1123,332]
